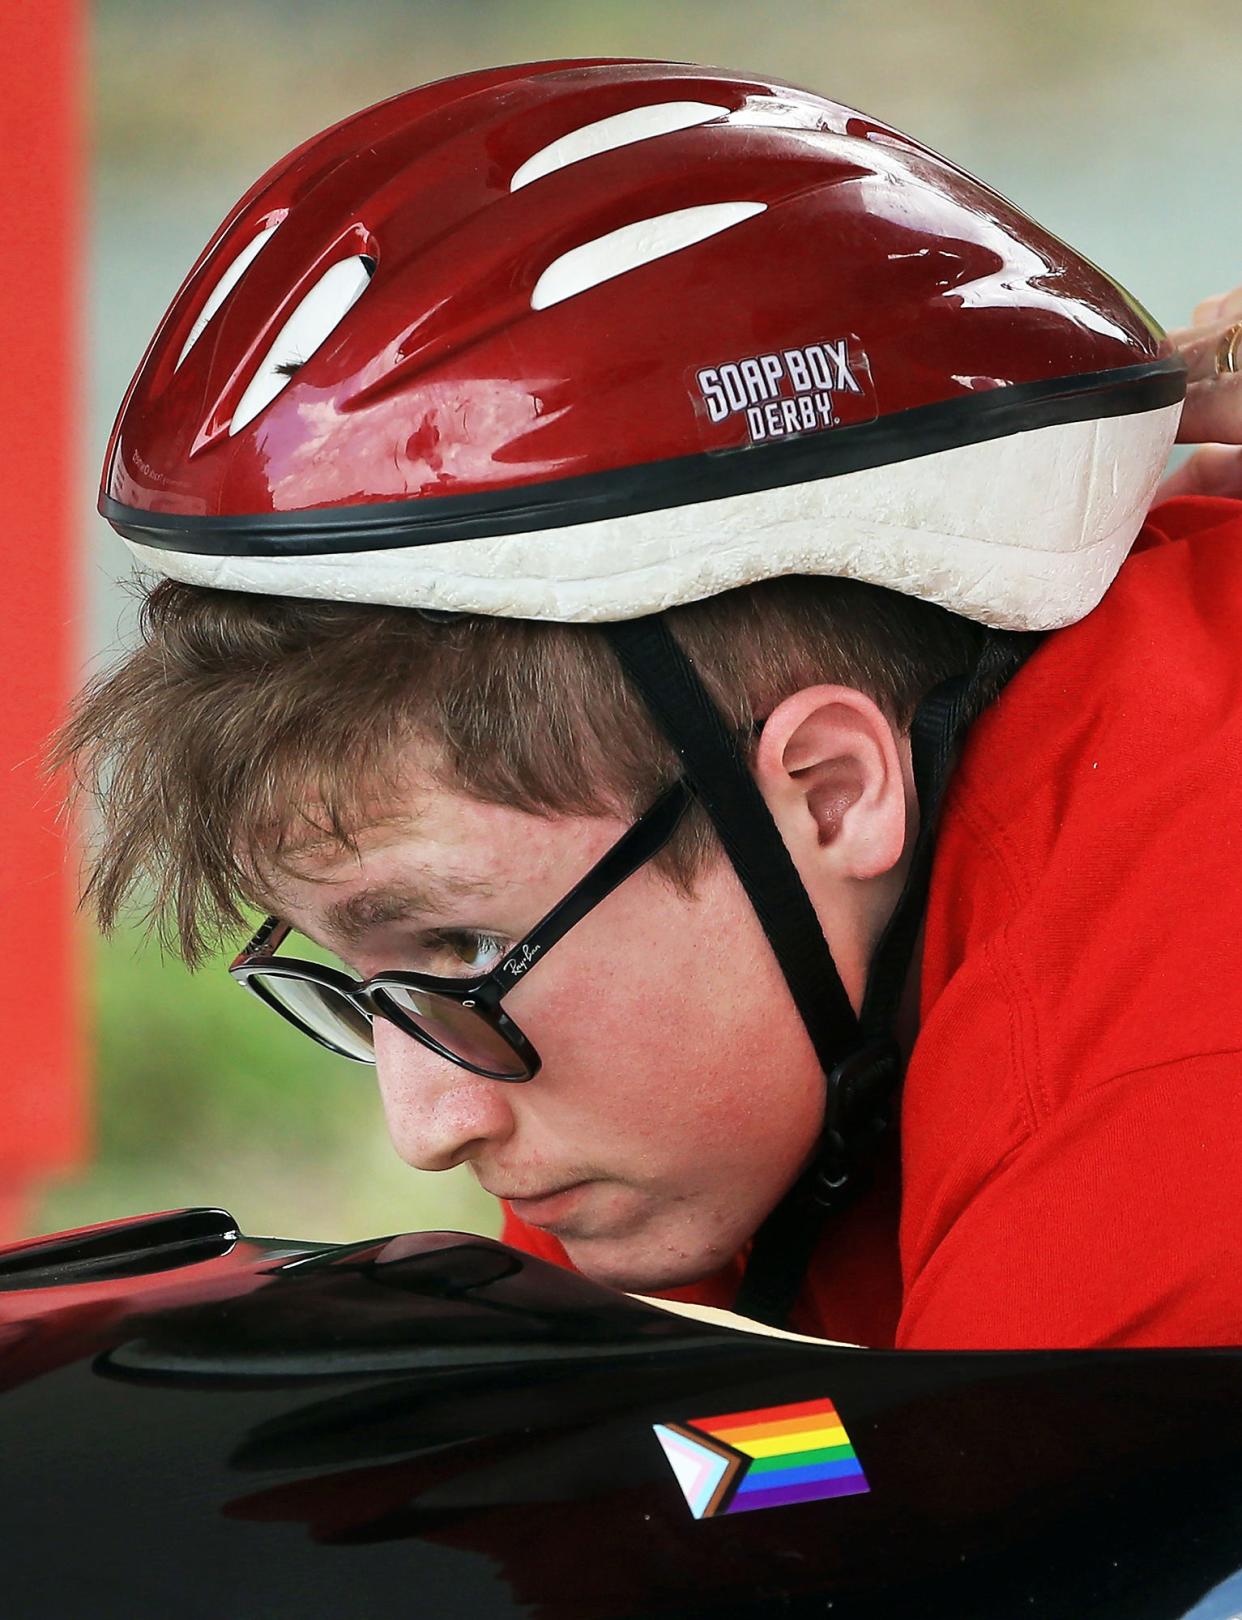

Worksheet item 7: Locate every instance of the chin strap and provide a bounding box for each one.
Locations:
[602,618,863,1074]
[603,616,1040,1329]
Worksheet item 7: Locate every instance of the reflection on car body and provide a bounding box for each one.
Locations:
[1,1209,1241,1619]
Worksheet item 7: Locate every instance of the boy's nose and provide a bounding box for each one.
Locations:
[371,1019,516,1172]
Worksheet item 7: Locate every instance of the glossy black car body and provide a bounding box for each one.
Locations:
[1,1208,1240,1619]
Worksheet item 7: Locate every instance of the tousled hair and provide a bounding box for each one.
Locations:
[54,573,993,964]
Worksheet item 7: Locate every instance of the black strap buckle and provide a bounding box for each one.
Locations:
[811,1039,902,1210]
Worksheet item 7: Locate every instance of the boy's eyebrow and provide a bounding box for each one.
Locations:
[320,873,498,945]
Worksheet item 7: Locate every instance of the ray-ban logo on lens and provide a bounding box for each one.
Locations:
[502,944,542,978]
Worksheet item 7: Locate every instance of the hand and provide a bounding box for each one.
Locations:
[1155,286,1242,501]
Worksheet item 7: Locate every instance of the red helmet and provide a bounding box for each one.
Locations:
[102,58,1182,632]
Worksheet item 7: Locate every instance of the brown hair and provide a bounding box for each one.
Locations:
[55,574,992,964]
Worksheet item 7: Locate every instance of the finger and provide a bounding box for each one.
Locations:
[1177,321,1242,389]
[1177,375,1242,444]
[1156,444,1242,501]
[1191,285,1242,328]
[1192,292,1227,327]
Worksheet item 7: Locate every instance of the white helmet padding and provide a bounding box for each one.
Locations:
[128,403,1181,631]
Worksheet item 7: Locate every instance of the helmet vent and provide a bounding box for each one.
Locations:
[530,201,765,312]
[175,223,281,371]
[229,254,375,435]
[510,101,729,192]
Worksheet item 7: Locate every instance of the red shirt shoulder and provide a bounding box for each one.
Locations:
[901,496,1242,1347]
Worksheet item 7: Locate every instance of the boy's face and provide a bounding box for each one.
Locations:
[268,774,829,1292]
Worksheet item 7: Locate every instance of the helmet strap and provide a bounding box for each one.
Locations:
[602,617,862,1065]
[603,614,1040,1329]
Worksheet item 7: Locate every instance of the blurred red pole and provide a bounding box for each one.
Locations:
[0,0,88,1238]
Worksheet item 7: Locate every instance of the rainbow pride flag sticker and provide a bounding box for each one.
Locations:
[654,1396,869,1518]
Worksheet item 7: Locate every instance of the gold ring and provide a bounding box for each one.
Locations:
[1215,321,1242,376]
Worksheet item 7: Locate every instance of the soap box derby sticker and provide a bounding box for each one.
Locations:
[691,338,877,447]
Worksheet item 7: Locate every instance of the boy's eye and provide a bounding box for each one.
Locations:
[417,929,510,976]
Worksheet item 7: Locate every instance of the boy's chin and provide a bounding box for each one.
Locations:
[558,1230,731,1296]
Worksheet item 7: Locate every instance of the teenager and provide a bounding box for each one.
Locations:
[62,60,1242,1348]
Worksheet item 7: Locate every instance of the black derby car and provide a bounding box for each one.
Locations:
[1,1208,1241,1619]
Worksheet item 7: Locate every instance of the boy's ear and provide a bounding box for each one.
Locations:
[752,685,912,883]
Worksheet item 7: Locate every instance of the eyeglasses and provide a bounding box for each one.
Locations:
[228,779,694,1081]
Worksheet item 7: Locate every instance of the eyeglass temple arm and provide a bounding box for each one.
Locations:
[231,914,292,967]
[489,779,694,983]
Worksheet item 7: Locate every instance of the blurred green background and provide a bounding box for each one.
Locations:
[40,0,1241,1244]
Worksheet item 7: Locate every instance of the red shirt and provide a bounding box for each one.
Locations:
[503,496,1242,1349]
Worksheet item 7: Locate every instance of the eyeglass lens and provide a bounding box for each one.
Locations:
[251,974,375,1063]
[249,972,529,1079]
[374,984,529,1078]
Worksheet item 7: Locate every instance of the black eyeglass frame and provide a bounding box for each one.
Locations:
[228,779,694,1082]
